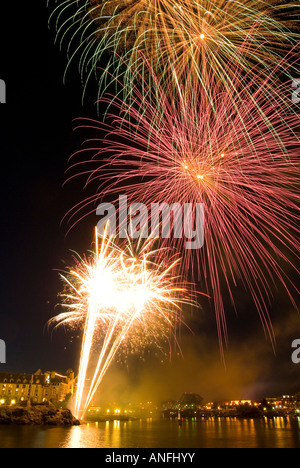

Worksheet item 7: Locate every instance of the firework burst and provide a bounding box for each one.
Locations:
[48,0,300,100]
[49,226,194,420]
[63,66,300,359]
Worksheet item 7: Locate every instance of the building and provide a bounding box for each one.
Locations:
[43,369,75,404]
[265,393,300,413]
[0,369,76,405]
[0,371,45,404]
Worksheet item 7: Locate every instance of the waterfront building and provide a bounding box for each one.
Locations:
[0,369,76,405]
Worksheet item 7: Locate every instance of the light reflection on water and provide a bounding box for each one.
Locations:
[0,417,299,448]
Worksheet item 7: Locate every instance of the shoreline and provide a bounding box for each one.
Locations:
[0,403,80,426]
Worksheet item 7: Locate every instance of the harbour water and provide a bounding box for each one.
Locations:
[0,417,299,448]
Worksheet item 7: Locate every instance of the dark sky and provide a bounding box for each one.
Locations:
[0,1,98,374]
[0,1,299,403]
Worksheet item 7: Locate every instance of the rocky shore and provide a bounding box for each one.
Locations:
[0,403,80,426]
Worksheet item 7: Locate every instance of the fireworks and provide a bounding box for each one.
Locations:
[50,226,193,420]
[47,0,299,412]
[48,0,300,99]
[64,68,300,358]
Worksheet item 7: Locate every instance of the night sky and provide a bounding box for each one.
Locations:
[0,1,299,404]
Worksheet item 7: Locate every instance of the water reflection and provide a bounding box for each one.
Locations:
[0,417,299,448]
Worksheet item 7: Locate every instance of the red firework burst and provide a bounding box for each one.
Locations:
[64,65,300,359]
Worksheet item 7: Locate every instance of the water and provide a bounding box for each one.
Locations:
[0,417,299,448]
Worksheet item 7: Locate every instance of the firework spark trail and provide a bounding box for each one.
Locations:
[50,226,194,420]
[62,65,300,360]
[47,0,300,101]
[81,242,190,415]
[47,0,300,394]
